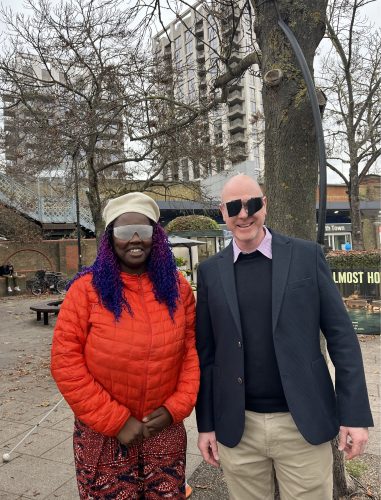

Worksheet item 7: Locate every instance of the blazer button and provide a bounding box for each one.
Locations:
[238,341,242,348]
[237,377,243,384]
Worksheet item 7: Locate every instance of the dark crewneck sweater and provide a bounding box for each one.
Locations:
[234,251,288,412]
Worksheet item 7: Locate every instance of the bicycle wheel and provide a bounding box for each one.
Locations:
[31,281,47,296]
[56,279,69,294]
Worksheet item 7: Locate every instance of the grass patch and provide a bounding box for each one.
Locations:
[345,459,368,479]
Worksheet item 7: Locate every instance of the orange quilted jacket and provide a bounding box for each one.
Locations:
[51,271,200,436]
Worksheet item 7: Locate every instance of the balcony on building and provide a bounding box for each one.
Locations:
[196,50,205,63]
[163,47,172,61]
[196,37,204,50]
[229,39,241,53]
[229,131,247,145]
[221,21,232,36]
[229,117,245,133]
[229,81,244,91]
[228,103,245,119]
[199,76,207,89]
[195,19,204,37]
[228,89,244,104]
[230,144,247,164]
[227,8,241,23]
[227,51,242,65]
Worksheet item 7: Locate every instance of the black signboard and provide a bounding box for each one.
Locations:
[331,269,380,335]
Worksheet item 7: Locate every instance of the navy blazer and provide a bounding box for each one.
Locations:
[195,231,373,447]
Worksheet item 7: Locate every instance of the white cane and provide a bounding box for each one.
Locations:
[2,397,65,462]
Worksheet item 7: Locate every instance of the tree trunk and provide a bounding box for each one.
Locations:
[86,162,104,245]
[331,437,356,499]
[321,336,356,498]
[348,173,364,250]
[252,0,327,241]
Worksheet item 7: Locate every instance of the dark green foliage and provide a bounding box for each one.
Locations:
[166,215,219,232]
[326,250,381,270]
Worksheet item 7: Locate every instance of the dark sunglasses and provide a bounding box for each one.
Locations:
[113,224,153,241]
[225,197,264,217]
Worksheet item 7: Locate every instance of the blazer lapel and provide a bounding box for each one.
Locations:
[271,232,292,334]
[218,244,242,339]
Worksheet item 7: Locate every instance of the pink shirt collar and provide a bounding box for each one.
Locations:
[232,226,272,262]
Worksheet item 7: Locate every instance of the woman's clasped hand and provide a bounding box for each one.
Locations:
[117,407,173,445]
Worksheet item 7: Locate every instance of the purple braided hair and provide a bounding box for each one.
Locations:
[68,223,179,320]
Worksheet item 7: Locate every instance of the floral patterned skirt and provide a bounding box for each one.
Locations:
[73,418,187,499]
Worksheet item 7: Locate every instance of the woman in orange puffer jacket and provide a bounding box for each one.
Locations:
[51,192,200,499]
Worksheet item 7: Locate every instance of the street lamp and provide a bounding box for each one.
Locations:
[73,150,82,271]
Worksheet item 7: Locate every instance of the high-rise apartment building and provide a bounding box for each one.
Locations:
[153,1,264,183]
[3,54,125,179]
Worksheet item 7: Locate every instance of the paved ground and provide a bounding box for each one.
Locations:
[0,295,379,499]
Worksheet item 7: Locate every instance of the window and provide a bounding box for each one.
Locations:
[197,237,217,263]
[174,37,181,49]
[177,83,185,100]
[210,37,218,50]
[193,162,200,179]
[214,118,223,144]
[216,158,224,172]
[174,48,182,64]
[325,233,352,251]
[208,16,216,40]
[171,162,179,180]
[41,69,51,81]
[22,65,33,76]
[187,55,194,80]
[188,78,196,102]
[181,158,189,181]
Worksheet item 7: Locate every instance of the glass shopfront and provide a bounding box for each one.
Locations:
[321,223,352,251]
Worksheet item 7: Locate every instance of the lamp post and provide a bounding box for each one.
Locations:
[73,150,82,271]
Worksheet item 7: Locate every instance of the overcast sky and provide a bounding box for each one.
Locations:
[2,0,379,21]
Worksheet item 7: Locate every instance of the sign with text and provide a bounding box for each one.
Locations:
[331,269,380,335]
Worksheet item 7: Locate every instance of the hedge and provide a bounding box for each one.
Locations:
[326,250,381,270]
[166,215,219,232]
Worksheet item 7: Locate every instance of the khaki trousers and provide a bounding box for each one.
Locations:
[218,411,333,500]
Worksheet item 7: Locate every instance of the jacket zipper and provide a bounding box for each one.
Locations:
[138,275,153,418]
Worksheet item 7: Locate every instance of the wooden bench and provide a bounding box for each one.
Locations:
[30,300,63,325]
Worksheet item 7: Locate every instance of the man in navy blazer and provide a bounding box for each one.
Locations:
[196,174,373,499]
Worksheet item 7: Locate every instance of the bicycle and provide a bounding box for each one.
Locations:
[27,270,70,296]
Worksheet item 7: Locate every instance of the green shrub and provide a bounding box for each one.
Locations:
[326,250,381,270]
[175,256,187,267]
[345,459,367,479]
[166,215,219,232]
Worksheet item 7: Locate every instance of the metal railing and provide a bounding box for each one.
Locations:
[0,173,94,231]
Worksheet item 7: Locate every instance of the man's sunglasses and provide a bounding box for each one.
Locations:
[224,197,264,217]
[113,224,153,241]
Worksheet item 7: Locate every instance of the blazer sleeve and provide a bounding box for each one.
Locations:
[195,263,216,432]
[317,245,373,428]
[50,276,131,436]
[163,274,200,423]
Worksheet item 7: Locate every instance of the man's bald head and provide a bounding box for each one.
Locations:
[221,174,263,203]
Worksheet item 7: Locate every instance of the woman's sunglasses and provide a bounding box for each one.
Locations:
[113,225,153,241]
[224,197,264,217]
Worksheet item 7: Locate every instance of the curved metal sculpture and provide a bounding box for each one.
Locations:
[273,0,327,245]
